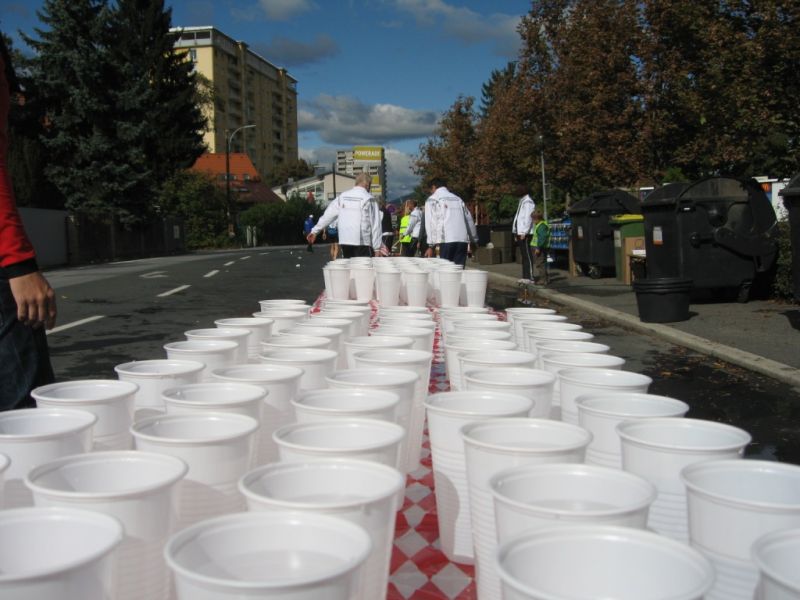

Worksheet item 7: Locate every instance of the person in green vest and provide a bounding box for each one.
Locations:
[530,210,550,285]
[398,199,421,256]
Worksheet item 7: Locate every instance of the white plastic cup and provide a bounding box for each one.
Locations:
[317,309,369,337]
[211,364,303,465]
[505,308,559,344]
[352,349,433,473]
[461,419,593,600]
[252,309,307,333]
[576,393,690,469]
[444,340,518,391]
[459,350,537,392]
[0,408,96,508]
[402,270,429,307]
[618,418,751,544]
[450,319,512,338]
[26,451,187,600]
[558,368,652,425]
[441,312,497,343]
[215,317,274,361]
[379,305,430,315]
[258,298,309,309]
[372,325,436,353]
[461,270,489,307]
[343,335,415,369]
[291,388,400,424]
[260,347,339,392]
[261,334,333,352]
[308,315,360,340]
[185,328,251,365]
[164,340,238,382]
[288,324,346,366]
[327,265,352,300]
[496,525,714,600]
[424,391,533,564]
[464,367,557,418]
[32,379,137,451]
[379,316,437,332]
[114,359,204,414]
[165,510,371,600]
[239,460,404,600]
[0,506,123,600]
[681,459,800,600]
[274,418,406,469]
[752,527,800,600]
[0,453,8,508]
[448,331,512,345]
[131,412,258,529]
[529,329,594,362]
[437,270,463,307]
[541,352,625,412]
[375,270,401,306]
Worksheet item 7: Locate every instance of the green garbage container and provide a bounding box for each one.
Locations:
[610,214,645,281]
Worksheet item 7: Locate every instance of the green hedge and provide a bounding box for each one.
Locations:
[240,196,322,246]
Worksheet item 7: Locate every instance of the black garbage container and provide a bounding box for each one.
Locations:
[779,174,800,301]
[642,177,778,302]
[568,190,640,278]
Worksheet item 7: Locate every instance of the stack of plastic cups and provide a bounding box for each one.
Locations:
[375,268,401,306]
[617,418,751,544]
[132,412,258,529]
[0,507,123,600]
[211,364,303,465]
[464,368,556,418]
[239,460,404,600]
[163,340,239,382]
[114,359,205,420]
[252,309,307,333]
[460,269,489,307]
[752,527,800,599]
[575,393,690,469]
[326,368,419,470]
[558,368,653,426]
[495,525,714,600]
[343,335,415,369]
[215,317,274,362]
[352,349,433,473]
[273,419,406,469]
[681,459,800,600]
[443,339,517,391]
[348,264,375,302]
[26,451,187,600]
[184,328,250,365]
[291,389,401,424]
[423,391,533,564]
[0,408,96,508]
[461,418,592,600]
[458,349,536,392]
[32,380,138,451]
[164,510,371,600]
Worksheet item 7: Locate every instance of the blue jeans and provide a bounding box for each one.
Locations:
[440,242,468,267]
[0,276,55,410]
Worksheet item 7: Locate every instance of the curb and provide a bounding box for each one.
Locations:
[487,271,800,390]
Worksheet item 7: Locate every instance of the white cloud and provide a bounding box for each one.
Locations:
[299,145,420,200]
[257,0,316,20]
[393,0,522,56]
[298,94,439,145]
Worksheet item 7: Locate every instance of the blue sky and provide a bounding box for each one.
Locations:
[1,0,531,199]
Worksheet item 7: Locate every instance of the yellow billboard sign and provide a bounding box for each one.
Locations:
[354,146,383,161]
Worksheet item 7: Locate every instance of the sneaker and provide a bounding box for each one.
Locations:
[518,278,533,285]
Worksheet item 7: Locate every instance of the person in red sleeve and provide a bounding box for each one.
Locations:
[0,35,56,410]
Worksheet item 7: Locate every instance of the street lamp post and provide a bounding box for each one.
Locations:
[539,135,549,221]
[225,124,256,237]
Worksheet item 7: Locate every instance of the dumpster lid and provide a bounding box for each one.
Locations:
[567,190,640,216]
[640,182,690,207]
[609,214,644,224]
[779,173,800,199]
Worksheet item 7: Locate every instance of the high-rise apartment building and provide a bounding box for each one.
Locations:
[336,146,387,202]
[171,26,298,180]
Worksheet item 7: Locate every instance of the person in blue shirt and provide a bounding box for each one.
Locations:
[303,214,315,252]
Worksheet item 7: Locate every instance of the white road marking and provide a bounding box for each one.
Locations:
[157,285,191,297]
[239,256,251,260]
[140,271,168,278]
[224,261,235,266]
[203,270,219,278]
[47,315,105,335]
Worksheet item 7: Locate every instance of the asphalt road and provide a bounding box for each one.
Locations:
[45,246,330,381]
[42,248,800,465]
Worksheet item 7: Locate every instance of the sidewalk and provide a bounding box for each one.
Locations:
[474,259,800,389]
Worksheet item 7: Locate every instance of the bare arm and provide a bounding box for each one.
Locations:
[9,271,57,329]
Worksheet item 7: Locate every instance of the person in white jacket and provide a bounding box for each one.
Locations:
[307,172,383,257]
[423,178,477,267]
[511,186,536,283]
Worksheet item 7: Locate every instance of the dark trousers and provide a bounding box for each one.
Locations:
[341,245,373,258]
[517,235,534,280]
[440,242,468,267]
[0,277,55,410]
[402,239,419,257]
[533,247,548,282]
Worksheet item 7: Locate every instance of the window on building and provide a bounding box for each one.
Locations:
[196,31,210,39]
[244,174,251,181]
[188,48,197,62]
